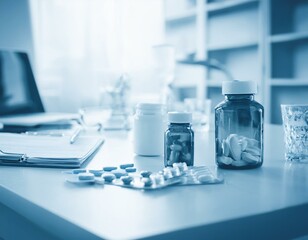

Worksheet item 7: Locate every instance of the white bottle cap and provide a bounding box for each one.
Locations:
[168,112,192,123]
[222,80,257,95]
[136,103,163,110]
[136,103,165,114]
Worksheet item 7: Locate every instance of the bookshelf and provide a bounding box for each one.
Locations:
[164,0,308,123]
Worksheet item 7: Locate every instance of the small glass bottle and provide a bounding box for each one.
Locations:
[164,112,194,167]
[133,103,166,156]
[215,80,264,169]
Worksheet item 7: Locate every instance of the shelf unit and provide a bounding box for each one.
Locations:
[265,0,308,124]
[164,0,308,123]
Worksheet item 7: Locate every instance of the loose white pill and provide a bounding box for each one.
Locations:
[222,139,230,157]
[228,134,242,161]
[231,160,247,167]
[103,166,117,171]
[125,167,137,173]
[102,172,116,182]
[111,169,128,178]
[120,163,134,169]
[242,152,260,163]
[217,156,233,165]
[78,173,95,181]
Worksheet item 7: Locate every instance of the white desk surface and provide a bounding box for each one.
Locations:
[1,125,308,239]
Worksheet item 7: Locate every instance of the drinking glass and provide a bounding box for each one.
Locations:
[281,104,308,162]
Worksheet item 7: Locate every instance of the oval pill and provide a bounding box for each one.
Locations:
[72,169,87,174]
[142,178,153,187]
[120,163,134,169]
[198,174,214,183]
[242,152,260,163]
[78,173,95,181]
[218,156,233,165]
[246,138,259,148]
[228,134,242,161]
[244,147,261,156]
[102,172,116,182]
[239,138,248,151]
[121,176,134,185]
[103,166,117,171]
[125,167,137,173]
[111,169,128,178]
[222,140,230,157]
[140,171,152,178]
[231,160,247,167]
[89,170,104,177]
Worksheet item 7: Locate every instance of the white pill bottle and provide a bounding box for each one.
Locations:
[133,103,166,156]
[215,80,264,169]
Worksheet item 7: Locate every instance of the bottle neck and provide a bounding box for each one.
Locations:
[225,94,254,101]
[168,123,191,128]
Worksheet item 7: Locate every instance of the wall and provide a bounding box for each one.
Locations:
[0,0,34,63]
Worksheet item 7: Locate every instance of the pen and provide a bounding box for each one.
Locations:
[70,128,82,144]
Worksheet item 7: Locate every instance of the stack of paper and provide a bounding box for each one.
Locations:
[0,133,104,168]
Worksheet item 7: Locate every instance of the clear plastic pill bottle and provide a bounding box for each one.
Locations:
[215,80,264,169]
[133,103,166,156]
[164,112,194,167]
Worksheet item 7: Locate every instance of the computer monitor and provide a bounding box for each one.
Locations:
[0,50,44,116]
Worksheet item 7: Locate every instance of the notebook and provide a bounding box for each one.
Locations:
[0,133,104,168]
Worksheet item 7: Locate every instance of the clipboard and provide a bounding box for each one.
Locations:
[0,133,104,168]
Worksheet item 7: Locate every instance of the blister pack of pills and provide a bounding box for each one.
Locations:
[63,162,224,190]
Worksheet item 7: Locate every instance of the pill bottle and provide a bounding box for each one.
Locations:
[215,80,264,169]
[133,103,166,156]
[164,112,194,167]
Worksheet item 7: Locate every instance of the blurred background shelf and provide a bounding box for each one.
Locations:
[165,9,196,23]
[270,31,308,43]
[207,0,259,13]
[164,0,308,123]
[269,79,308,86]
